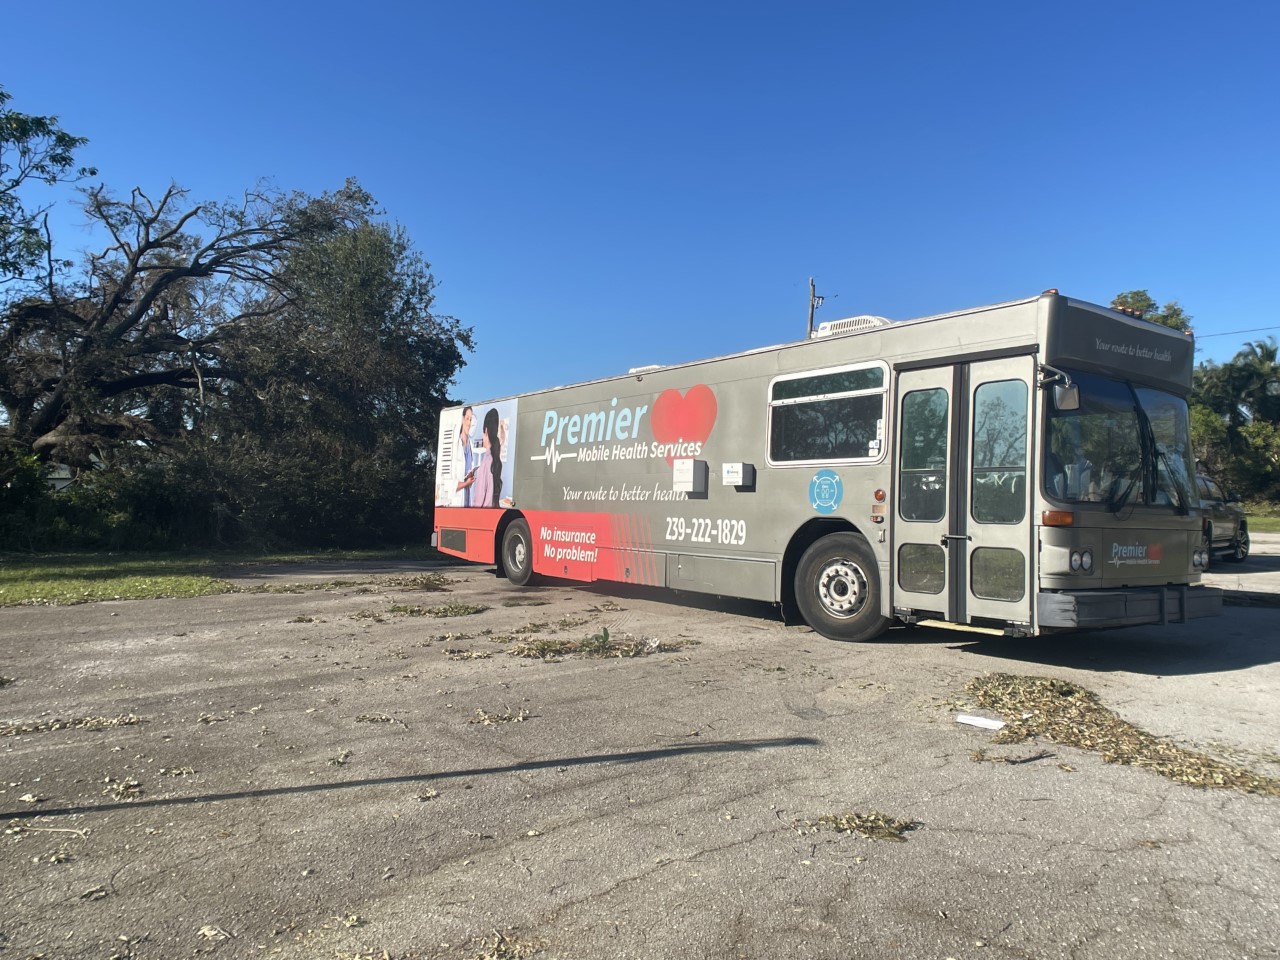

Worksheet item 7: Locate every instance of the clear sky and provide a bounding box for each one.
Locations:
[6,1,1278,403]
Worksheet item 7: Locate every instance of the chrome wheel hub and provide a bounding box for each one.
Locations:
[816,558,868,620]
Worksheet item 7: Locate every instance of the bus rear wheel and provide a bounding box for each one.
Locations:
[501,519,536,586]
[795,533,889,643]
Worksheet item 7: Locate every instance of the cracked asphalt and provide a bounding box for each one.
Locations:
[2,548,1278,960]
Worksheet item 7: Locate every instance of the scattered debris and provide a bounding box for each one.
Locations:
[956,714,1006,731]
[426,603,490,618]
[289,615,316,623]
[327,750,353,766]
[355,713,406,727]
[967,673,1280,795]
[415,788,440,801]
[197,924,233,940]
[389,603,429,617]
[445,649,493,661]
[464,930,541,960]
[195,713,227,724]
[80,884,109,901]
[382,572,452,591]
[4,824,89,838]
[1,713,141,737]
[502,598,551,607]
[801,810,921,842]
[970,748,1055,765]
[102,777,143,801]
[509,628,694,661]
[469,707,530,725]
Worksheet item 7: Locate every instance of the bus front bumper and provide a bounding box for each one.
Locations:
[1037,585,1224,631]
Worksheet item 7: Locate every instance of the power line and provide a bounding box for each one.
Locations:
[1196,325,1279,340]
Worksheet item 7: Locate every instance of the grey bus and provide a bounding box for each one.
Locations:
[434,290,1222,641]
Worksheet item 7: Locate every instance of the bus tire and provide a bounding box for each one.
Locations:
[502,519,536,586]
[795,533,889,643]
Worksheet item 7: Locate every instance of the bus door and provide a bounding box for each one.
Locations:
[893,357,1035,628]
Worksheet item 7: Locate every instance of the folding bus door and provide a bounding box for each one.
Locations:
[893,357,1035,629]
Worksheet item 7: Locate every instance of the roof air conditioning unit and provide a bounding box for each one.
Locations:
[811,315,892,338]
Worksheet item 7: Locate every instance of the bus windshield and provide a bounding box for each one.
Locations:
[1044,369,1195,512]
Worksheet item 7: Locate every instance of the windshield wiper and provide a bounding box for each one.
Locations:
[1108,464,1142,515]
[1154,447,1190,513]
[1133,401,1190,514]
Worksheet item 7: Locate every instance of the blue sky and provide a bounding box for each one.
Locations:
[7,1,1279,403]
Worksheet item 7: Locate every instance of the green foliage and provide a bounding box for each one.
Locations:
[1192,337,1280,500]
[1111,289,1191,332]
[0,85,97,279]
[2,165,472,550]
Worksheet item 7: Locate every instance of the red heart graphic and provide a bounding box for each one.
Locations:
[650,385,718,464]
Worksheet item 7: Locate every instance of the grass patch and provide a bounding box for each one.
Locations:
[0,548,450,607]
[967,673,1280,795]
[0,565,232,605]
[1247,514,1280,533]
[801,811,920,842]
[509,627,695,661]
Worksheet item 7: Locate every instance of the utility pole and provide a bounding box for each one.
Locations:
[807,278,825,337]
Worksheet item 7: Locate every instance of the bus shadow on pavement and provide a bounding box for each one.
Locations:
[945,611,1280,676]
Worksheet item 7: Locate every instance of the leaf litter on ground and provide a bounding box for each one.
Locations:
[508,626,695,661]
[797,810,921,842]
[1,713,141,737]
[966,673,1280,796]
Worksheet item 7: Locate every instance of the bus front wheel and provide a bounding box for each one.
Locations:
[795,533,889,643]
[502,519,536,586]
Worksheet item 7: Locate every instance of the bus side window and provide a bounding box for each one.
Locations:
[971,380,1028,524]
[899,388,949,522]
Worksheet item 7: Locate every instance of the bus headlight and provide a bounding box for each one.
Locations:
[1070,551,1082,572]
[1080,549,1093,573]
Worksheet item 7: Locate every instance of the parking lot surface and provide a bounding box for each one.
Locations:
[2,544,1279,960]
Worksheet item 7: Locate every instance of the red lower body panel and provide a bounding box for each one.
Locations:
[435,508,662,586]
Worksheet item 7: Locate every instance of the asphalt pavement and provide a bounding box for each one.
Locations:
[2,554,1278,960]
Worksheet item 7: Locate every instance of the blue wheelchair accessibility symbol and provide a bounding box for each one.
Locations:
[809,469,843,515]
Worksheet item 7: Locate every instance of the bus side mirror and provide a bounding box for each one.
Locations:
[1053,383,1080,411]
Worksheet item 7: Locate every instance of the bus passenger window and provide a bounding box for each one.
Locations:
[899,388,948,522]
[971,380,1027,524]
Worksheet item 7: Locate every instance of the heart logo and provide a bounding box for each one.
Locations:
[650,385,718,464]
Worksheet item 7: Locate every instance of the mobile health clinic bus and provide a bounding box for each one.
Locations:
[434,290,1222,641]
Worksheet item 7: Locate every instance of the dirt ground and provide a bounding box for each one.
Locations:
[2,555,1279,960]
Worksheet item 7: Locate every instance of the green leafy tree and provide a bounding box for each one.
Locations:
[2,174,473,548]
[0,84,96,280]
[179,220,473,545]
[1,180,377,467]
[1111,290,1192,332]
[1192,337,1280,498]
